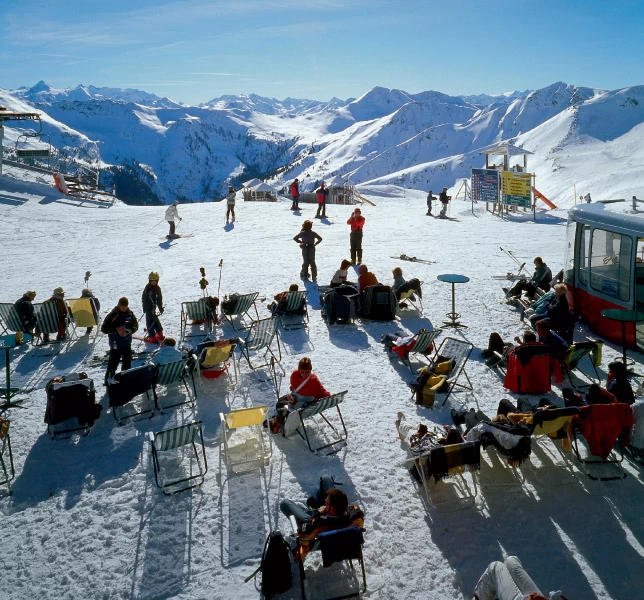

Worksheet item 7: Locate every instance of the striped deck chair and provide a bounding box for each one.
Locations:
[221,292,259,331]
[219,405,272,474]
[0,418,15,495]
[107,364,156,425]
[153,358,197,412]
[180,299,213,339]
[398,280,424,314]
[286,391,348,454]
[238,317,282,370]
[149,421,208,495]
[522,407,579,486]
[0,303,25,335]
[429,337,474,405]
[198,342,237,387]
[67,297,100,338]
[277,291,309,330]
[404,329,440,372]
[406,437,481,510]
[34,301,72,343]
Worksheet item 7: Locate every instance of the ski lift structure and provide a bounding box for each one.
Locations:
[0,106,42,175]
[15,127,51,167]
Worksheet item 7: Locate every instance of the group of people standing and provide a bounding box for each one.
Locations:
[426,187,451,218]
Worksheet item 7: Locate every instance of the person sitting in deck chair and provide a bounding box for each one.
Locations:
[391,266,422,307]
[357,264,378,292]
[606,360,635,405]
[531,283,570,336]
[280,480,364,560]
[396,412,464,453]
[506,256,552,299]
[473,555,569,600]
[80,288,101,335]
[150,337,184,366]
[481,330,538,368]
[330,259,355,288]
[270,357,330,434]
[14,290,37,333]
[268,283,301,315]
[381,329,434,360]
[43,287,70,342]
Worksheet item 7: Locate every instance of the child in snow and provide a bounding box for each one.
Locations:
[330,259,355,288]
[141,272,164,343]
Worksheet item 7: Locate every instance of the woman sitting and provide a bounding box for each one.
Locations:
[391,266,422,306]
[330,259,355,288]
[381,329,433,360]
[268,283,301,315]
[606,360,635,405]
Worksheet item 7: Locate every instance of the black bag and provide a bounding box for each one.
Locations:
[260,530,292,597]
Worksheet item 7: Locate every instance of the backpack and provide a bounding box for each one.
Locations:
[260,531,293,597]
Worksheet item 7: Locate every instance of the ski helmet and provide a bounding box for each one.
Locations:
[148,271,160,281]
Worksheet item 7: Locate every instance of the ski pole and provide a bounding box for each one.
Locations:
[149,217,166,232]
[217,259,224,299]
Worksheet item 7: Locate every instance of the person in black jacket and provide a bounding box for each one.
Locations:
[14,290,37,332]
[532,283,570,337]
[507,256,552,299]
[101,297,139,383]
[142,271,164,342]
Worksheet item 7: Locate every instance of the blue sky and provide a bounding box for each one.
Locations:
[1,0,643,104]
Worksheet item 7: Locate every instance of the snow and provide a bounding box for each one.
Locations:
[1,165,643,600]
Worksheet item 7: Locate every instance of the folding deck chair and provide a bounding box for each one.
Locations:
[0,303,26,335]
[398,280,424,314]
[219,405,272,474]
[107,364,156,425]
[44,374,101,438]
[561,340,602,388]
[502,344,553,394]
[321,285,361,325]
[238,317,282,370]
[180,299,214,339]
[33,301,73,343]
[406,437,481,510]
[284,391,348,454]
[572,403,634,480]
[428,337,474,405]
[0,417,14,495]
[67,297,100,338]
[153,358,197,412]
[521,407,579,486]
[221,292,259,331]
[276,290,309,330]
[149,421,208,495]
[361,285,397,321]
[289,515,367,600]
[402,329,440,372]
[197,342,238,387]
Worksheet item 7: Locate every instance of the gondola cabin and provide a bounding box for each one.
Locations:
[565,204,644,351]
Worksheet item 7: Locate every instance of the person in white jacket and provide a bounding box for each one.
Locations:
[165,201,181,237]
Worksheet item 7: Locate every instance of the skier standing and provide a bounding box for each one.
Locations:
[315,182,328,218]
[141,272,164,342]
[290,178,300,210]
[165,201,181,238]
[101,297,138,383]
[439,187,450,218]
[293,220,322,282]
[347,207,365,265]
[226,186,236,223]
[426,190,436,215]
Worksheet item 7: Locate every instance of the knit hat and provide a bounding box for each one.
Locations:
[53,287,65,295]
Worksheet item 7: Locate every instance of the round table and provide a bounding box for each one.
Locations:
[0,333,32,412]
[437,274,470,328]
[600,309,644,366]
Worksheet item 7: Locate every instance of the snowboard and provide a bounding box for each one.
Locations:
[390,254,435,265]
[162,233,194,239]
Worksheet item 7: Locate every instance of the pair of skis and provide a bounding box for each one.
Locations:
[390,254,435,264]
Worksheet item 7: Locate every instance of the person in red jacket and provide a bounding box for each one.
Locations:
[290,178,300,210]
[315,182,329,218]
[347,207,365,264]
[357,264,378,292]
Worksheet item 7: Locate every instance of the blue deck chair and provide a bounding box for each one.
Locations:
[0,303,25,335]
[149,421,208,495]
[285,391,348,454]
[107,364,156,425]
[238,317,282,370]
[153,358,197,413]
[180,299,214,339]
[0,418,15,495]
[276,290,309,330]
[221,292,259,331]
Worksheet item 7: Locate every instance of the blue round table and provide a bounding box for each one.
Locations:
[437,274,470,328]
[601,309,644,366]
[0,333,32,412]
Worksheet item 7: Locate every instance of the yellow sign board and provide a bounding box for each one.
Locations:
[501,172,532,207]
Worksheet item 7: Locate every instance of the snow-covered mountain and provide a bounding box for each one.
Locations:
[3,80,644,205]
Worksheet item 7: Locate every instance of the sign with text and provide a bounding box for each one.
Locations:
[471,168,499,203]
[501,172,532,207]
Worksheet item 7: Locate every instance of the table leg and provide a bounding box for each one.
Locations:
[0,347,25,412]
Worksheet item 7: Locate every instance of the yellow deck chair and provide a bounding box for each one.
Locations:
[219,405,272,474]
[67,297,99,338]
[198,343,238,387]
